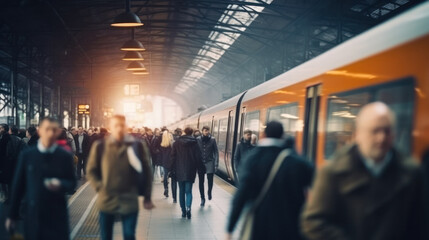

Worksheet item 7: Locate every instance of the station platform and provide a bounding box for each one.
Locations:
[68,175,238,240]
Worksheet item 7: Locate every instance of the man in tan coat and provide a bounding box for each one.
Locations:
[301,102,427,240]
[86,115,154,240]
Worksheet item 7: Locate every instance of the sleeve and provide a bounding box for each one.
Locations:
[226,154,259,233]
[70,137,76,153]
[140,141,153,200]
[213,139,219,169]
[406,168,429,240]
[59,152,77,192]
[300,166,351,240]
[8,152,27,220]
[86,141,103,192]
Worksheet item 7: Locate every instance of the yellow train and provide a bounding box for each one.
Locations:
[169,2,429,183]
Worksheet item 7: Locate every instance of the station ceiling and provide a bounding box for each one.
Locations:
[0,0,424,114]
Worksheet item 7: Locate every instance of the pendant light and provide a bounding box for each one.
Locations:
[132,69,149,75]
[122,51,144,61]
[111,0,143,27]
[126,61,146,71]
[121,29,145,51]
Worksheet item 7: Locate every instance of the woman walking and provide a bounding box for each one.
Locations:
[160,130,177,202]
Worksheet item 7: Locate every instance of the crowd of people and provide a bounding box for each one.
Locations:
[0,101,428,240]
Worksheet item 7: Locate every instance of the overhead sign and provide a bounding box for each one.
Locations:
[78,104,90,115]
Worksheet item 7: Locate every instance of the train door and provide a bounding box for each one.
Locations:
[303,85,321,163]
[225,110,235,180]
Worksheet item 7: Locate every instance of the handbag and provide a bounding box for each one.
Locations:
[240,149,291,240]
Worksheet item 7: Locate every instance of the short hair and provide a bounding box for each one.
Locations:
[27,126,37,136]
[244,129,252,135]
[110,114,126,122]
[93,127,99,132]
[265,121,283,139]
[10,126,19,135]
[184,127,193,136]
[0,124,9,132]
[78,125,83,128]
[100,128,108,134]
[202,126,210,131]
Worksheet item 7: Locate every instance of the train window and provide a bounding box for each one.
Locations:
[243,111,260,143]
[218,118,228,152]
[267,102,299,138]
[324,79,415,159]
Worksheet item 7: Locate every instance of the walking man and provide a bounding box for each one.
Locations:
[226,121,313,240]
[5,117,76,240]
[171,127,202,219]
[74,126,90,179]
[86,115,154,240]
[0,123,26,203]
[301,102,428,240]
[196,126,219,206]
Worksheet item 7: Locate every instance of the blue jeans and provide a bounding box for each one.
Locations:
[99,211,138,240]
[178,181,193,211]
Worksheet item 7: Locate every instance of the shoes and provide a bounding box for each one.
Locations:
[208,192,212,201]
[182,211,186,218]
[186,208,191,219]
[173,199,177,203]
[200,198,206,207]
[164,189,169,198]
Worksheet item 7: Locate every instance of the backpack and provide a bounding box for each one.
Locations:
[96,140,146,196]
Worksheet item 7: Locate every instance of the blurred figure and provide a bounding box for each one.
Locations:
[152,128,163,179]
[26,126,39,146]
[70,127,77,137]
[226,121,313,240]
[18,129,26,139]
[193,130,201,138]
[250,133,258,145]
[160,130,177,202]
[171,127,202,219]
[196,126,219,206]
[173,128,182,141]
[0,124,26,203]
[86,115,154,240]
[5,117,76,240]
[74,126,90,179]
[57,129,73,153]
[98,127,108,139]
[301,102,428,240]
[233,129,255,178]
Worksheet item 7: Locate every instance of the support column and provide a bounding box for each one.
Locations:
[26,77,31,127]
[39,81,44,122]
[57,85,62,121]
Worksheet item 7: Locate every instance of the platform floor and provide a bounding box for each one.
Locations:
[69,175,239,240]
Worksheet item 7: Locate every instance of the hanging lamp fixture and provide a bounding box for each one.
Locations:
[122,51,144,61]
[111,0,143,27]
[121,29,145,51]
[132,69,149,75]
[126,61,146,71]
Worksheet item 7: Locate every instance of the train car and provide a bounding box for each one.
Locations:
[169,2,429,183]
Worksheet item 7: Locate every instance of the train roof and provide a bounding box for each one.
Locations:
[197,1,429,117]
[242,1,429,102]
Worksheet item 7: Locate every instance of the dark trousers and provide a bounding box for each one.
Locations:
[99,211,138,240]
[76,153,87,178]
[178,181,193,211]
[163,167,177,200]
[198,172,214,199]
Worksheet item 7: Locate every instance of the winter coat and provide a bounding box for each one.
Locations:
[86,136,153,215]
[301,144,428,240]
[74,133,90,157]
[171,135,202,182]
[8,146,76,240]
[196,135,219,174]
[0,134,26,184]
[160,146,173,169]
[234,138,255,171]
[227,141,314,240]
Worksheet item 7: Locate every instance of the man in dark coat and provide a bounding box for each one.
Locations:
[5,117,76,240]
[74,125,90,178]
[0,123,26,203]
[171,127,202,219]
[226,121,314,240]
[26,126,39,146]
[196,126,219,206]
[301,102,428,240]
[233,129,255,179]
